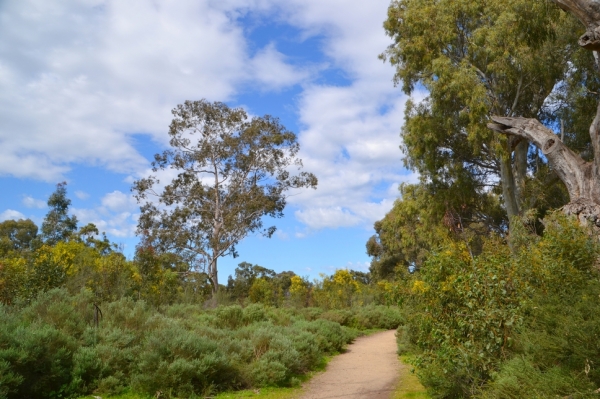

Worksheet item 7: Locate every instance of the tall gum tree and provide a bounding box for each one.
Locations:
[133,100,317,295]
[488,0,600,226]
[381,0,581,227]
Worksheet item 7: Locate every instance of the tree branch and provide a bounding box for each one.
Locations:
[552,0,600,49]
[488,116,590,200]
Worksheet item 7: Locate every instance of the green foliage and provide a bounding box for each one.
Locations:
[131,325,236,397]
[0,291,87,399]
[0,204,406,398]
[479,356,596,399]
[402,214,600,398]
[42,182,78,246]
[0,286,403,399]
[311,269,364,309]
[381,0,584,226]
[318,305,405,330]
[132,99,317,295]
[226,262,295,306]
[0,219,39,255]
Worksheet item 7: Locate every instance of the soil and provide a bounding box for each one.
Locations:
[299,329,400,399]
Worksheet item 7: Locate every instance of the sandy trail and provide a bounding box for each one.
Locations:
[299,329,400,399]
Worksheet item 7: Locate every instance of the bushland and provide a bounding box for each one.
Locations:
[396,213,600,398]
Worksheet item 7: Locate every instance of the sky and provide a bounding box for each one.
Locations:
[0,0,420,281]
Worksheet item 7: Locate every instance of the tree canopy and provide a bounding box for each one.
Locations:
[41,182,78,246]
[133,99,317,295]
[380,0,584,228]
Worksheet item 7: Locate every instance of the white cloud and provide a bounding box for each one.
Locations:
[275,229,290,240]
[22,196,46,209]
[71,190,139,238]
[1,0,417,232]
[0,209,26,221]
[250,43,309,90]
[295,207,362,230]
[101,190,138,213]
[75,190,90,200]
[260,0,417,230]
[0,0,309,182]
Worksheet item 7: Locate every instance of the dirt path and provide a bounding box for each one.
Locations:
[299,329,400,399]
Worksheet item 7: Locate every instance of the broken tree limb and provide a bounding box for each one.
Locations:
[552,0,600,49]
[488,116,600,225]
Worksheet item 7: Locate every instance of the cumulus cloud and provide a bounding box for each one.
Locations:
[0,209,26,221]
[75,190,90,200]
[0,0,310,182]
[22,196,46,209]
[287,81,408,229]
[1,0,416,234]
[72,190,139,238]
[249,43,309,90]
[101,190,138,213]
[267,0,415,230]
[295,207,362,230]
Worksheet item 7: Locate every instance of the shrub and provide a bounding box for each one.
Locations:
[0,321,78,398]
[479,357,595,399]
[132,325,237,397]
[403,214,600,398]
[352,305,405,329]
[213,305,245,329]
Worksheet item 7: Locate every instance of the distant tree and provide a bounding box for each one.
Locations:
[76,223,112,254]
[133,100,317,295]
[0,218,39,255]
[41,182,78,245]
[349,270,371,285]
[227,261,296,304]
[367,183,505,279]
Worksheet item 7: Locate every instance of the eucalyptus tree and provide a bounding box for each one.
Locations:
[489,0,600,226]
[133,100,317,295]
[381,0,581,226]
[0,219,38,255]
[41,182,78,245]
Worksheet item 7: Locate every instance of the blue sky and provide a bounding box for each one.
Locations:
[0,0,419,281]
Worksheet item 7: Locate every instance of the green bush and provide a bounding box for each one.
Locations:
[352,305,405,329]
[0,321,78,398]
[296,319,355,353]
[213,305,245,329]
[132,325,237,397]
[316,306,404,330]
[402,214,600,398]
[318,309,354,326]
[0,286,402,398]
[479,357,595,399]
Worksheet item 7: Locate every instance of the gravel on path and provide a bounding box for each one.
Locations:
[299,329,400,399]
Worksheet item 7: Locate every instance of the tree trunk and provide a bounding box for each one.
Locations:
[513,139,529,207]
[209,257,219,296]
[488,115,600,226]
[499,149,520,219]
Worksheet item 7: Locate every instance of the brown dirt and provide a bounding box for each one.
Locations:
[299,329,400,399]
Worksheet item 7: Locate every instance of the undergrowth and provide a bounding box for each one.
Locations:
[398,213,600,398]
[0,293,404,399]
